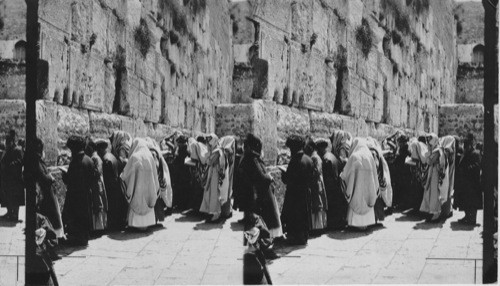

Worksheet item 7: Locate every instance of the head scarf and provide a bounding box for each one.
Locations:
[121,138,159,215]
[206,133,219,151]
[189,137,210,165]
[427,133,440,151]
[145,137,172,208]
[331,130,352,160]
[341,137,379,214]
[409,139,429,163]
[110,131,132,160]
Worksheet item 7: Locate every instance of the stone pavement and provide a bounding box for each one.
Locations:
[269,210,483,285]
[0,206,25,286]
[0,206,483,285]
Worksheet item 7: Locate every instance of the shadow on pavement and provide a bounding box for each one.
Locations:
[56,244,88,257]
[273,243,306,258]
[107,228,156,241]
[230,221,244,232]
[413,221,444,230]
[194,221,224,231]
[0,218,19,228]
[324,223,386,240]
[396,210,426,222]
[450,221,480,231]
[175,213,206,223]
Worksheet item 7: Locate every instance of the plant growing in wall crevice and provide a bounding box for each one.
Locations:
[355,18,373,58]
[134,18,152,57]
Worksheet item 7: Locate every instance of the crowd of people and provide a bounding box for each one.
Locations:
[0,128,484,251]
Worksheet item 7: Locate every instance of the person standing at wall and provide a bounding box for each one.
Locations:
[33,137,64,239]
[84,137,108,233]
[171,135,191,212]
[303,137,328,234]
[316,138,347,230]
[121,138,160,230]
[0,130,24,221]
[280,135,312,245]
[62,135,93,246]
[454,133,482,225]
[95,140,128,231]
[340,138,379,230]
[420,134,446,223]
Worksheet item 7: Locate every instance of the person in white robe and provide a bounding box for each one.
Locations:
[340,138,379,230]
[121,138,159,229]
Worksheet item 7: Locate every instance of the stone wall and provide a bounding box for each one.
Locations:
[456,64,483,104]
[0,60,25,99]
[438,104,484,142]
[0,0,234,166]
[454,1,484,45]
[230,0,458,159]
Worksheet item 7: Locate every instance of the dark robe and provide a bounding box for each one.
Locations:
[171,146,191,210]
[281,151,312,241]
[101,152,128,230]
[454,149,482,211]
[321,151,347,229]
[62,151,93,245]
[0,145,24,215]
[232,153,244,211]
[34,155,62,231]
[391,146,416,210]
[241,152,281,230]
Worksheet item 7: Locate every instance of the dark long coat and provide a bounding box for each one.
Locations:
[321,151,347,228]
[101,152,128,230]
[0,146,24,207]
[62,151,93,244]
[34,155,62,231]
[281,151,313,234]
[454,149,482,210]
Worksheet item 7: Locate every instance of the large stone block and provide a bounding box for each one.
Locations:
[230,1,256,45]
[215,100,277,165]
[260,25,289,103]
[289,45,326,111]
[291,0,313,43]
[39,0,72,33]
[68,45,107,112]
[254,0,291,33]
[252,100,278,165]
[36,100,58,166]
[0,61,25,100]
[232,65,254,104]
[39,26,69,103]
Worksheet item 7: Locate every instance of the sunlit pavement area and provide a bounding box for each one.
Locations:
[0,206,25,286]
[0,207,483,285]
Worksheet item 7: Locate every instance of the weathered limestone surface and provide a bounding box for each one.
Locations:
[215,100,277,165]
[231,0,458,145]
[0,100,25,144]
[0,61,25,100]
[438,104,484,142]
